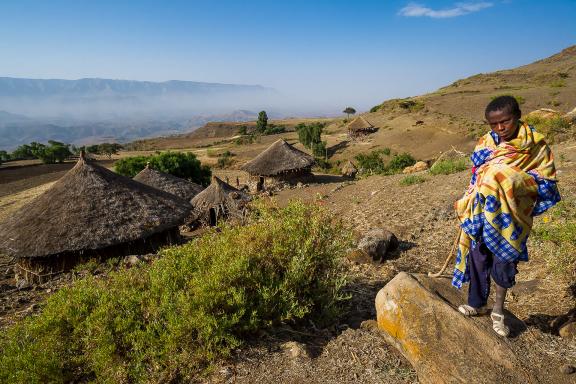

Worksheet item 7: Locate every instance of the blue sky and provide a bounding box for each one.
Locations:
[0,0,575,112]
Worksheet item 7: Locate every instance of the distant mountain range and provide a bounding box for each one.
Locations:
[0,77,274,150]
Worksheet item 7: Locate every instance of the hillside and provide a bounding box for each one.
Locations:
[134,45,576,162]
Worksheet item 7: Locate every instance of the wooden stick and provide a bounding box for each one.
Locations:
[428,226,461,278]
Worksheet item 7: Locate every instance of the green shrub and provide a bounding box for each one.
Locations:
[263,124,286,135]
[400,175,427,186]
[115,151,211,185]
[369,104,382,113]
[0,201,351,383]
[354,151,415,175]
[429,158,468,175]
[398,99,424,112]
[549,79,566,88]
[386,153,416,174]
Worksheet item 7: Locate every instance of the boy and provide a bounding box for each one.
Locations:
[452,96,561,337]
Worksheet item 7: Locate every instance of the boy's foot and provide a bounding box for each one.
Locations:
[490,312,510,337]
[458,304,485,316]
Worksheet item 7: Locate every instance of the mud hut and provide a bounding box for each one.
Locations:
[241,139,315,191]
[347,116,377,138]
[133,163,204,200]
[0,153,192,283]
[190,176,251,227]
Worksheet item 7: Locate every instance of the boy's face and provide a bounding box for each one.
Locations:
[486,108,520,142]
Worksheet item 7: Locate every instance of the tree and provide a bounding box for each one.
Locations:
[295,122,327,158]
[99,143,123,159]
[115,151,212,186]
[237,125,248,135]
[34,141,72,164]
[0,150,9,163]
[256,111,268,133]
[11,144,35,160]
[343,107,356,119]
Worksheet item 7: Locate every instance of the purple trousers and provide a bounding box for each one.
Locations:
[467,240,519,308]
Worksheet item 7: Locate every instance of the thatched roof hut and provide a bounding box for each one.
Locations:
[190,176,251,226]
[347,116,376,137]
[241,139,315,177]
[0,153,192,282]
[133,163,204,201]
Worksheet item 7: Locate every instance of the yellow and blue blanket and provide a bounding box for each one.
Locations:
[452,123,560,288]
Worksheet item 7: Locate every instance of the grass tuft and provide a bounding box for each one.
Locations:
[429,158,468,175]
[400,175,427,186]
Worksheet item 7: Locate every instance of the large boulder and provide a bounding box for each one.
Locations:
[356,229,398,262]
[526,108,562,120]
[341,160,358,178]
[403,161,428,174]
[375,272,569,384]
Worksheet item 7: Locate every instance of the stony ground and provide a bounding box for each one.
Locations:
[0,142,575,382]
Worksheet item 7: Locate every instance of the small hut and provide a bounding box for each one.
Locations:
[347,116,377,138]
[133,163,204,201]
[0,153,192,283]
[190,176,251,227]
[241,139,315,191]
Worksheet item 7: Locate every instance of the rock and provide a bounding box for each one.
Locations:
[375,272,534,384]
[564,106,576,123]
[281,341,310,359]
[124,255,142,267]
[357,229,398,262]
[561,365,576,375]
[402,161,428,174]
[559,321,576,340]
[15,278,31,290]
[526,108,562,120]
[296,182,304,189]
[341,160,358,178]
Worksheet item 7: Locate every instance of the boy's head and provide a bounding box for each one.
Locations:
[485,96,521,141]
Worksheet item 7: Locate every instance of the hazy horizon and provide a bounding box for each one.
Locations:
[1,0,575,115]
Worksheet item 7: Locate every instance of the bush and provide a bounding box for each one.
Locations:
[115,151,211,185]
[216,151,234,168]
[400,175,427,186]
[354,150,415,175]
[263,124,286,135]
[0,201,351,383]
[386,153,416,174]
[398,99,424,112]
[429,158,468,175]
[549,79,566,88]
[369,104,382,113]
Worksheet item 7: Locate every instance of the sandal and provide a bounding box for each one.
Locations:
[458,304,485,316]
[490,312,510,337]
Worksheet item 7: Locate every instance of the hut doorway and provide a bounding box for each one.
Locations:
[209,208,217,226]
[256,177,265,192]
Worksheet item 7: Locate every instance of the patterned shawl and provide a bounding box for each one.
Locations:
[452,122,560,288]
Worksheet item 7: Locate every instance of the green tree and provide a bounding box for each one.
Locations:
[256,111,268,133]
[99,143,123,159]
[343,107,356,119]
[0,150,9,163]
[115,151,212,186]
[237,125,248,135]
[86,144,100,154]
[33,141,72,164]
[10,144,35,160]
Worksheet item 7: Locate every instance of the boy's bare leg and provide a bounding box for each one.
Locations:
[492,284,507,315]
[491,283,510,336]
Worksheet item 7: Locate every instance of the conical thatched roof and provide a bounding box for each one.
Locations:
[241,139,315,176]
[191,176,250,211]
[0,154,192,259]
[133,164,204,201]
[347,116,374,131]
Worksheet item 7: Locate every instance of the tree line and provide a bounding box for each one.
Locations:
[0,142,123,165]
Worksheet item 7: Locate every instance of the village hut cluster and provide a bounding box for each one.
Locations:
[0,138,320,283]
[0,154,251,283]
[241,139,315,192]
